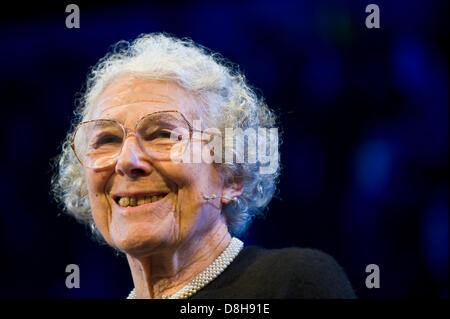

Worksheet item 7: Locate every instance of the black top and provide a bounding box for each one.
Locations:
[192,245,356,299]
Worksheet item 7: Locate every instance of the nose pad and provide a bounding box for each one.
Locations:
[115,136,153,177]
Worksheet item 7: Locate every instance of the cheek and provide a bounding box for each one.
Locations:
[154,141,219,185]
[156,161,221,191]
[85,169,110,193]
[85,170,113,228]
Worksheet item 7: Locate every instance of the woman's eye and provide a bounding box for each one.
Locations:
[95,134,122,147]
[152,130,172,139]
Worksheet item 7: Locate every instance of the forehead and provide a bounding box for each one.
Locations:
[90,75,200,124]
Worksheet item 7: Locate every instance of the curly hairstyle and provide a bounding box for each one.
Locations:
[51,32,281,240]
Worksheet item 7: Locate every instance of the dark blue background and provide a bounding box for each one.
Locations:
[0,0,447,298]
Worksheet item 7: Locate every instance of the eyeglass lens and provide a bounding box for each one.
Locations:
[73,112,190,168]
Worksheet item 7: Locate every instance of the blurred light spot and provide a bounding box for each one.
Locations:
[422,194,449,282]
[392,36,429,93]
[317,7,354,45]
[355,140,392,198]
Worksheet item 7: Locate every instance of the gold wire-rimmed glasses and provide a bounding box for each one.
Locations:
[70,110,213,169]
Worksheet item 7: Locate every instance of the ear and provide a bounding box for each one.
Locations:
[221,175,244,204]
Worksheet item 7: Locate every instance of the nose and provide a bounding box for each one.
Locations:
[115,135,153,178]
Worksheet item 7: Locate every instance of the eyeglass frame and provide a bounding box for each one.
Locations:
[70,110,218,169]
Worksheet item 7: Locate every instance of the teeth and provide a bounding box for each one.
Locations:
[118,197,130,207]
[117,195,165,207]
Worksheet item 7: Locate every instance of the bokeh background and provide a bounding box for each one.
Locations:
[0,0,447,298]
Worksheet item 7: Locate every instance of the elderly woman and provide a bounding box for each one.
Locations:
[52,33,356,299]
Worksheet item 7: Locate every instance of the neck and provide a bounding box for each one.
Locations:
[126,222,232,299]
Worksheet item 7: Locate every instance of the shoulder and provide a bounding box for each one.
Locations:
[241,246,357,298]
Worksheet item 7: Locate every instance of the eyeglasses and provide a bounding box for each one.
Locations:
[71,110,208,169]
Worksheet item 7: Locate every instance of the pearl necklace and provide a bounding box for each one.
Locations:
[127,237,244,299]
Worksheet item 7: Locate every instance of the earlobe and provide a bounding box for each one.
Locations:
[220,196,238,204]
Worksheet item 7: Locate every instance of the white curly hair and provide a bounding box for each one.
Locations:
[51,32,281,240]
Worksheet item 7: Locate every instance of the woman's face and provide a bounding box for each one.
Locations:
[85,75,228,257]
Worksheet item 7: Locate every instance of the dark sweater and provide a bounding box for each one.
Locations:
[192,245,356,299]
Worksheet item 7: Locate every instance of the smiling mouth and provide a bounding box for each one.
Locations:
[114,194,169,207]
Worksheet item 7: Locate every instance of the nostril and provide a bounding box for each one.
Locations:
[129,167,147,177]
[116,164,152,178]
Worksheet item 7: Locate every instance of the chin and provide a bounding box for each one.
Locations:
[110,221,175,257]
